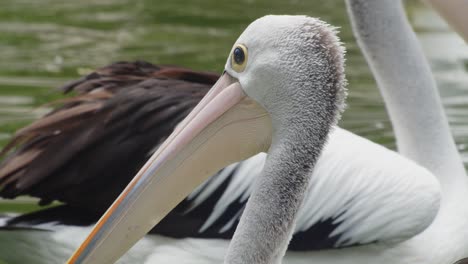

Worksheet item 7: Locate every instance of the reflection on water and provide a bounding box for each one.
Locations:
[0,1,467,204]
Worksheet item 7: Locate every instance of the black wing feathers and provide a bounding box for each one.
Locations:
[0,61,217,214]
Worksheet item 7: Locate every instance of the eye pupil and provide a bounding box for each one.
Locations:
[231,44,247,72]
[234,47,245,64]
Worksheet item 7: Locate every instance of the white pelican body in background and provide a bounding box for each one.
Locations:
[66,0,468,263]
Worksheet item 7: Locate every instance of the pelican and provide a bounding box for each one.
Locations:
[65,1,468,262]
[0,1,438,254]
[67,2,468,264]
[0,1,467,264]
[66,14,348,263]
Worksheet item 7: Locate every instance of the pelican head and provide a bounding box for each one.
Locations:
[227,15,346,129]
[68,15,346,264]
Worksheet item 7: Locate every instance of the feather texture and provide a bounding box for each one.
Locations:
[0,61,218,212]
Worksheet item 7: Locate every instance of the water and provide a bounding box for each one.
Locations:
[0,1,467,210]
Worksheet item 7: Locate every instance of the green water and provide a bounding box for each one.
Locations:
[0,0,467,212]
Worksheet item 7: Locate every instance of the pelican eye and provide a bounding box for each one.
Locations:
[231,44,248,72]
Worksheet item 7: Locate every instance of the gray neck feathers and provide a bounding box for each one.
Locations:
[346,0,466,188]
[225,20,346,264]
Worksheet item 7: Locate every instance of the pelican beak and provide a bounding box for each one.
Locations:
[67,72,272,263]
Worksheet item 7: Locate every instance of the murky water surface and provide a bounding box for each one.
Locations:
[0,0,467,210]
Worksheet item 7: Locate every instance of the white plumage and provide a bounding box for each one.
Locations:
[0,128,443,264]
[190,127,440,247]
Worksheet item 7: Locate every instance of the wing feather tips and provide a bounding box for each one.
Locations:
[294,127,441,249]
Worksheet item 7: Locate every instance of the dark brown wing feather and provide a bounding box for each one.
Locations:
[0,61,218,214]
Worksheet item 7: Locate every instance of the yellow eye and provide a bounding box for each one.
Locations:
[231,44,248,72]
